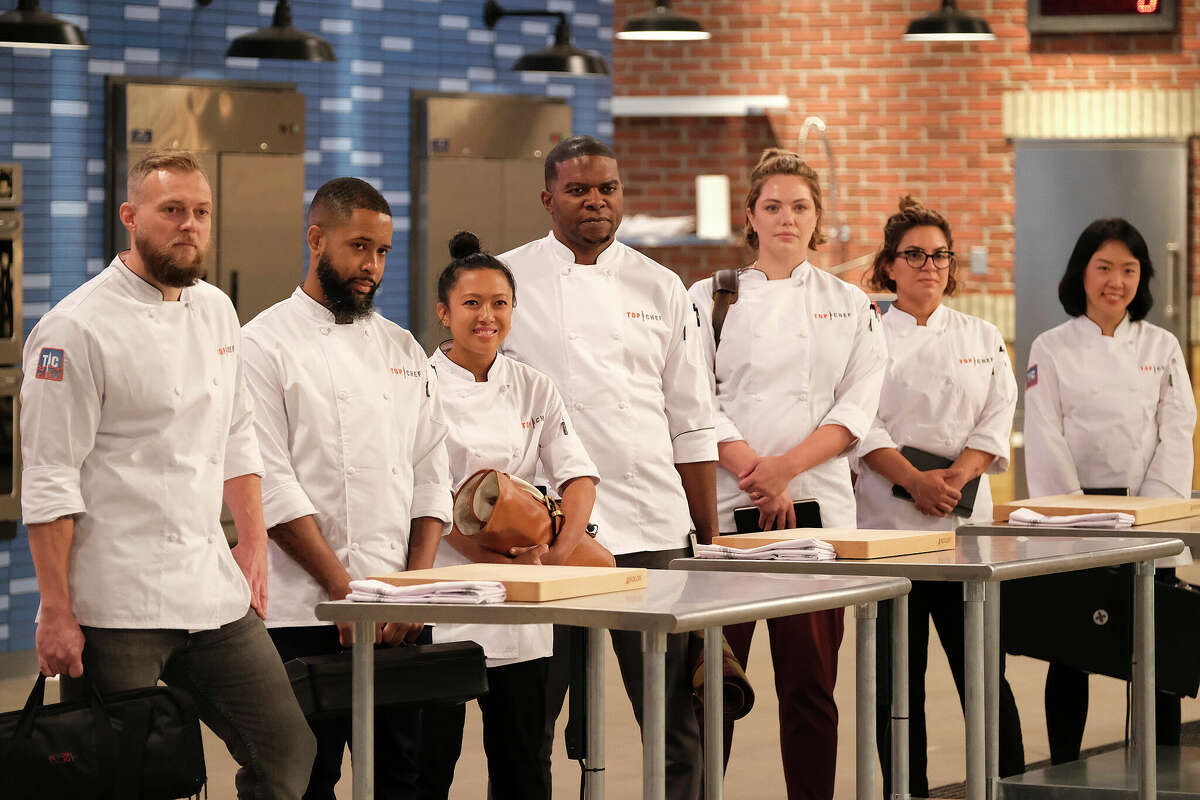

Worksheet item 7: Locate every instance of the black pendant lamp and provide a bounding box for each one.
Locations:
[484,1,609,77]
[903,0,995,42]
[227,0,335,62]
[0,0,87,50]
[617,1,710,42]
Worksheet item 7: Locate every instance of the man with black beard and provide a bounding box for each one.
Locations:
[241,177,453,800]
[21,150,316,798]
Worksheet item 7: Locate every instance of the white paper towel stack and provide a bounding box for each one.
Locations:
[695,174,731,240]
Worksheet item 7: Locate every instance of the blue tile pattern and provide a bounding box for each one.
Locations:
[0,0,615,653]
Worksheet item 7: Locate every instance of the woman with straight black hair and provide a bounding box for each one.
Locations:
[1025,217,1195,764]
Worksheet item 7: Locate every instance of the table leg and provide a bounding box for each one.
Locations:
[586,627,606,800]
[1133,559,1156,800]
[855,602,878,800]
[891,594,910,800]
[704,626,723,800]
[984,582,1000,800]
[352,620,375,800]
[963,581,985,800]
[643,631,668,800]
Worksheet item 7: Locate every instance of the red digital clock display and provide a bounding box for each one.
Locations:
[1040,0,1159,13]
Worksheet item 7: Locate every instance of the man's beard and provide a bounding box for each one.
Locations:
[136,231,207,288]
[317,253,378,323]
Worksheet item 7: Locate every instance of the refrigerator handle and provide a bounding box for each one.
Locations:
[1165,242,1179,318]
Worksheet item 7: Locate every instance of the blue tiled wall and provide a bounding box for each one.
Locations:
[0,0,615,653]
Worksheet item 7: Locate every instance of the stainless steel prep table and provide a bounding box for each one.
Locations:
[316,568,911,800]
[961,519,1200,799]
[672,534,1184,800]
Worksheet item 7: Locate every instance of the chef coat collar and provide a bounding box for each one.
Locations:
[1072,311,1133,340]
[545,231,622,267]
[885,301,947,330]
[742,259,812,285]
[433,341,504,384]
[113,253,195,304]
[290,285,370,326]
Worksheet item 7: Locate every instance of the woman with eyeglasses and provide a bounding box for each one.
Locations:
[854,196,1023,796]
[689,148,887,800]
[1024,217,1195,764]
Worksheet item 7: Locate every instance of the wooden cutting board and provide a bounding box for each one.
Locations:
[992,494,1197,525]
[711,528,955,560]
[369,563,647,602]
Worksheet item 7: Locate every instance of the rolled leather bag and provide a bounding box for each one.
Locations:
[453,469,616,568]
[691,630,756,721]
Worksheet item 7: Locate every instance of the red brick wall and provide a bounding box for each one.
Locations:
[611,0,1200,292]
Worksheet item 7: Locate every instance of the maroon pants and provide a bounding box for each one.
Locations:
[716,609,844,800]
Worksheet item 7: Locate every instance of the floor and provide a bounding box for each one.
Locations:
[3,562,1198,799]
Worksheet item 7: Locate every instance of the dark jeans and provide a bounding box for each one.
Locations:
[268,625,423,800]
[715,609,844,800]
[62,608,316,800]
[418,657,551,800]
[875,582,1025,798]
[541,547,703,800]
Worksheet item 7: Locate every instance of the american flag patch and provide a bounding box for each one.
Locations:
[35,348,65,381]
[1026,364,1038,390]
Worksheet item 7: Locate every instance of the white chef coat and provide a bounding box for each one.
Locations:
[854,304,1016,531]
[242,287,453,629]
[1025,314,1195,565]
[429,346,599,666]
[21,257,260,629]
[499,233,717,555]
[689,262,888,531]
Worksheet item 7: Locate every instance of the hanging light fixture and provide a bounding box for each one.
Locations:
[903,0,995,42]
[617,0,709,42]
[483,0,609,77]
[226,0,335,62]
[0,0,87,50]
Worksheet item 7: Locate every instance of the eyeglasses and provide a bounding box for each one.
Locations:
[899,248,954,270]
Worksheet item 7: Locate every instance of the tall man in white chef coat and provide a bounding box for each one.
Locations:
[21,150,316,799]
[500,135,719,800]
[241,177,453,799]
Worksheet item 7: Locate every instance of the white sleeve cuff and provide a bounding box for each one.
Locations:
[672,427,718,464]
[260,481,319,531]
[411,482,453,524]
[21,466,86,525]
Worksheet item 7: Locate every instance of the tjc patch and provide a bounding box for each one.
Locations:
[1026,364,1038,390]
[36,347,65,381]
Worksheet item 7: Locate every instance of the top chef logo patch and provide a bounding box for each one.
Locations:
[36,347,65,381]
[959,355,995,366]
[391,366,423,379]
[813,310,851,320]
[1140,364,1167,373]
[217,344,236,356]
[521,414,545,431]
[1026,364,1038,389]
[627,310,664,322]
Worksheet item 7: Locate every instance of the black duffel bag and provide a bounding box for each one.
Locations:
[286,640,489,720]
[1003,567,1200,697]
[0,673,206,799]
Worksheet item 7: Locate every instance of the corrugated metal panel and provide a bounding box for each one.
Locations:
[1002,89,1200,139]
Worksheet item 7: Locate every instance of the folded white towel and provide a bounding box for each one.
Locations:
[347,579,507,604]
[1008,508,1134,529]
[695,538,836,561]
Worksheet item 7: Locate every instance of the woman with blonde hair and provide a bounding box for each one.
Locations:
[688,149,887,800]
[855,196,1024,795]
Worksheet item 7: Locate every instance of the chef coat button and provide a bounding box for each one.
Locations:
[347,466,357,476]
[798,392,808,401]
[391,466,399,475]
[568,333,579,341]
[338,390,349,401]
[174,386,182,396]
[351,543,360,552]
[383,392,390,400]
[574,402,584,411]
[209,455,218,464]
[610,331,620,340]
[212,377,219,386]
[512,448,521,458]
[147,310,155,319]
[321,327,331,335]
[618,401,629,410]
[624,471,635,480]
[363,330,371,338]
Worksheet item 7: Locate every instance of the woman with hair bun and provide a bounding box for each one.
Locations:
[1025,217,1195,764]
[688,148,887,800]
[417,231,599,800]
[855,196,1023,795]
